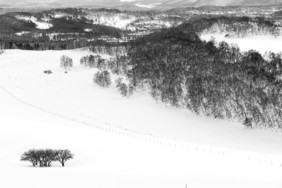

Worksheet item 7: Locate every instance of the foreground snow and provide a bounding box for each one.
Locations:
[0,49,282,188]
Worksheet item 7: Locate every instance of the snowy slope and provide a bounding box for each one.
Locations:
[135,3,162,9]
[200,33,282,54]
[0,49,282,188]
[86,13,136,30]
[16,15,53,30]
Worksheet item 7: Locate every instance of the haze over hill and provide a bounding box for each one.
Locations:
[1,0,282,9]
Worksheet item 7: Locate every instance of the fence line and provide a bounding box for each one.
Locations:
[0,84,281,167]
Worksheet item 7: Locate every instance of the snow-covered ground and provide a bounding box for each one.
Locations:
[0,49,282,188]
[135,3,162,9]
[15,31,30,36]
[86,14,136,30]
[200,33,282,54]
[16,16,53,30]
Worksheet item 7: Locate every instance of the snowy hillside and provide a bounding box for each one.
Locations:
[200,33,282,54]
[1,10,179,38]
[16,15,53,30]
[0,49,282,188]
[85,13,136,30]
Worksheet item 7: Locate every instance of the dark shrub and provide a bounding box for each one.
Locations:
[43,70,52,74]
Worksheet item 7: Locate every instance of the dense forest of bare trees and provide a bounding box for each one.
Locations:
[123,28,282,129]
[73,17,282,129]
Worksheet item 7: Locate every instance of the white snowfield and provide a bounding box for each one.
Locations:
[15,31,30,36]
[86,14,136,30]
[0,49,282,188]
[135,3,162,9]
[16,16,53,30]
[200,33,282,54]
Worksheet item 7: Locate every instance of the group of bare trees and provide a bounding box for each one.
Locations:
[80,54,129,75]
[180,16,281,38]
[80,54,134,96]
[123,28,282,129]
[202,20,280,38]
[78,20,282,129]
[21,149,74,167]
[80,54,107,70]
[62,54,132,95]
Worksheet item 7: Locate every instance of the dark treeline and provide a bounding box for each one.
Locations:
[0,11,123,50]
[0,11,122,35]
[118,28,282,129]
[0,35,87,50]
[0,35,123,50]
[90,41,128,56]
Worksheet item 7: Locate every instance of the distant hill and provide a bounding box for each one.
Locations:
[193,0,282,7]
[1,0,282,9]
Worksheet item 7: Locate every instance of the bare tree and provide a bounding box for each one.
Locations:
[60,55,73,71]
[21,149,40,167]
[44,149,58,167]
[116,78,129,97]
[55,150,74,167]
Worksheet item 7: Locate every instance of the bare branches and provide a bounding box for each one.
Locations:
[21,149,74,167]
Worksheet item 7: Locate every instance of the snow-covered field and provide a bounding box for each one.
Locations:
[0,49,282,188]
[86,14,136,30]
[135,3,162,9]
[200,33,282,54]
[16,16,53,30]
